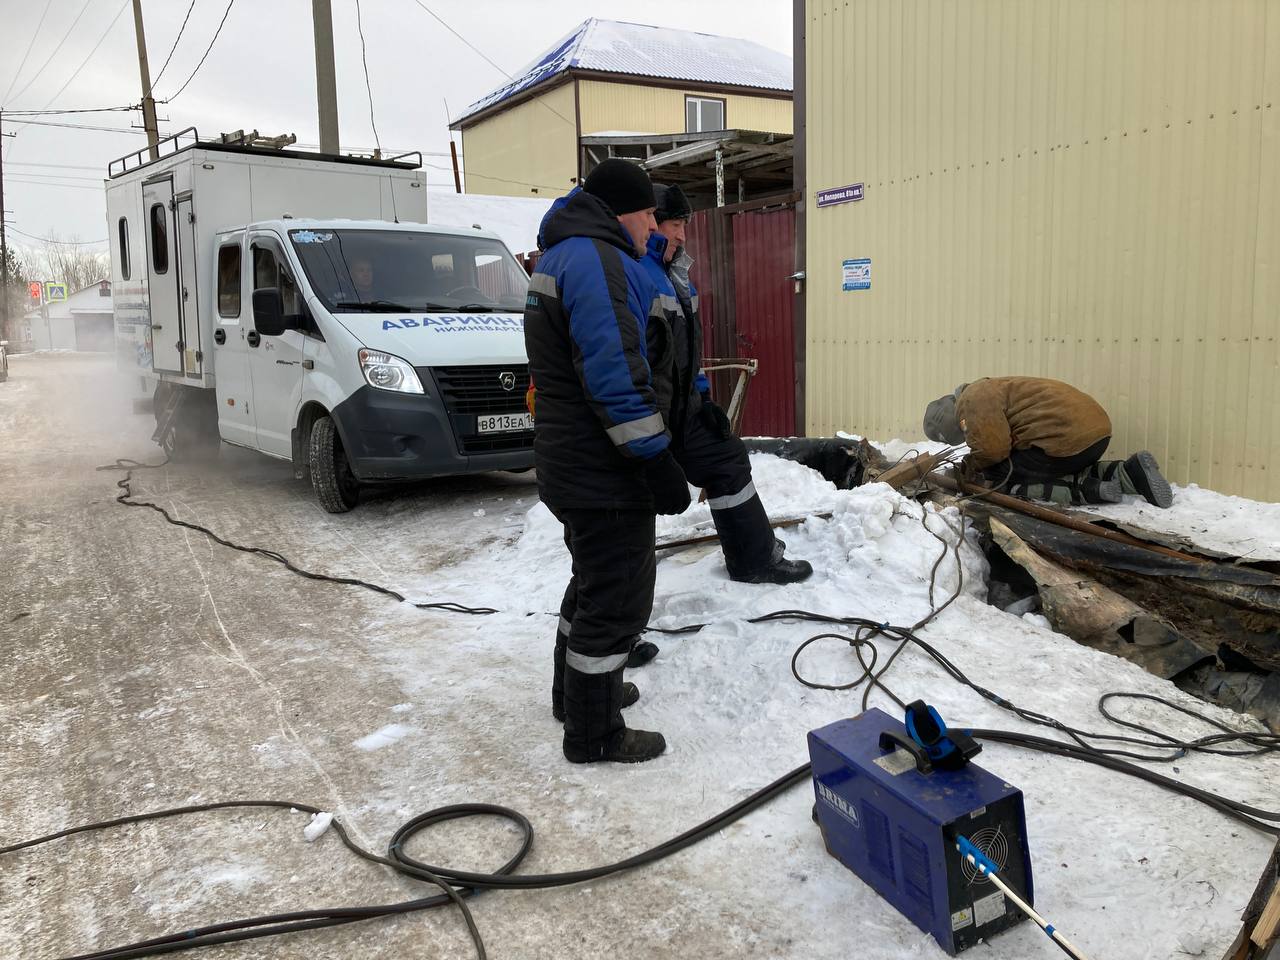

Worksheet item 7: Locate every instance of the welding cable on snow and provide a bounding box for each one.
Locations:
[96,460,497,617]
[1,767,811,960]
[955,835,1093,960]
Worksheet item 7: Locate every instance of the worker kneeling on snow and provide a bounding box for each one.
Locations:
[524,159,686,765]
[639,184,813,592]
[923,377,1173,508]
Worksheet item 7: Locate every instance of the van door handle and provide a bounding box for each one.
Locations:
[214,329,226,345]
[247,331,261,347]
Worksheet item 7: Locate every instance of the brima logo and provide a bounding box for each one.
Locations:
[817,782,861,828]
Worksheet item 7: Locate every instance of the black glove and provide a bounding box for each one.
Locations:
[642,451,692,516]
[699,399,733,439]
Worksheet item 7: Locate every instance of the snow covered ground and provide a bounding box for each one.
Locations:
[358,452,1279,959]
[4,356,1278,959]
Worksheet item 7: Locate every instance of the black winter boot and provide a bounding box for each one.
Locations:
[552,631,639,721]
[1091,453,1173,507]
[627,636,660,667]
[562,667,665,764]
[733,539,814,584]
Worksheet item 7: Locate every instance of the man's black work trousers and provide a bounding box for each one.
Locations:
[551,507,656,759]
[673,409,778,580]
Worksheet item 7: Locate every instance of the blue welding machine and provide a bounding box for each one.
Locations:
[808,705,1033,954]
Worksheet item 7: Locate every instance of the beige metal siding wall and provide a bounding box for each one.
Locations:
[804,0,1280,500]
[578,79,793,134]
[460,82,579,197]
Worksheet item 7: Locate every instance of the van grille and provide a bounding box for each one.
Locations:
[428,364,531,415]
[426,364,534,456]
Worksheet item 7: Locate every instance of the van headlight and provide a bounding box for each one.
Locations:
[358,349,425,394]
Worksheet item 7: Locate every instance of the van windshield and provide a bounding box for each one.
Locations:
[289,228,530,314]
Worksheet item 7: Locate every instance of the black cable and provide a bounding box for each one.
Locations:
[161,0,236,103]
[152,0,200,87]
[353,0,382,154]
[99,460,496,617]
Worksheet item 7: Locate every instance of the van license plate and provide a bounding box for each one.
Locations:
[477,413,533,434]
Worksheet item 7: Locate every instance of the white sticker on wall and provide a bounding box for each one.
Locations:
[842,258,871,291]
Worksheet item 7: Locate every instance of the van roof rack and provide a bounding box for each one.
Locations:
[107,126,422,179]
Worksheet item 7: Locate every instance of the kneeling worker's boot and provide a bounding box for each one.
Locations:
[562,666,665,764]
[553,629,639,721]
[1091,452,1174,508]
[627,635,660,668]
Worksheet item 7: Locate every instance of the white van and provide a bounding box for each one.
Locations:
[106,130,534,511]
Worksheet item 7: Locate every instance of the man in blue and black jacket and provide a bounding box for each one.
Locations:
[638,184,813,608]
[524,159,688,764]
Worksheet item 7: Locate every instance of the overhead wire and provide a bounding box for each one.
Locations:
[7,226,107,245]
[5,0,96,107]
[353,0,382,155]
[405,0,577,130]
[36,0,133,113]
[160,0,237,103]
[1,0,56,106]
[152,0,200,87]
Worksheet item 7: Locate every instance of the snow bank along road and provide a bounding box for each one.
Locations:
[2,353,1276,959]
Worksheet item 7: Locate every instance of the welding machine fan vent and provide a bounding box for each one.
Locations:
[959,826,1009,886]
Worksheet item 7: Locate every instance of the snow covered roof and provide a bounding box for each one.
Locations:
[454,19,793,127]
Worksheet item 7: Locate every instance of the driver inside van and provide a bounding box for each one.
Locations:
[349,257,375,298]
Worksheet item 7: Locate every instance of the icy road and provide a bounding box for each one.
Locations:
[1,353,1276,959]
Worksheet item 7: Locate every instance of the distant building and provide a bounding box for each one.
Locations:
[25,280,114,352]
[450,18,793,200]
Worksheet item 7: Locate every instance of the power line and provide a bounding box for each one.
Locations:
[4,170,102,182]
[405,0,576,129]
[8,226,107,245]
[6,0,96,107]
[354,0,382,154]
[161,0,237,103]
[153,0,199,87]
[37,0,133,112]
[1,0,56,107]
[4,177,102,192]
[1,106,135,116]
[8,161,103,171]
[6,118,151,134]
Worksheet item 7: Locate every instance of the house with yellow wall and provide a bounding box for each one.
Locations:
[449,19,793,199]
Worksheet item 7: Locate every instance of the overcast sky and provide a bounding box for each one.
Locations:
[1,0,791,259]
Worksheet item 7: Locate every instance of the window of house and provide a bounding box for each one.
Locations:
[217,243,241,318]
[149,203,168,274]
[685,96,726,133]
[117,217,130,280]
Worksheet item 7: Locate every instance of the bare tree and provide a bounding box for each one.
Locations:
[30,235,110,294]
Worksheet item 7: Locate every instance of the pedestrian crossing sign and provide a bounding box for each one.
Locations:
[45,282,68,302]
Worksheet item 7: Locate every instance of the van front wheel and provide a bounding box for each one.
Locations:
[309,415,360,513]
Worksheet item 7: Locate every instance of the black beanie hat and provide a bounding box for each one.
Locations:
[583,159,655,216]
[654,184,692,223]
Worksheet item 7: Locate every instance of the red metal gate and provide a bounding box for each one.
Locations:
[685,197,797,437]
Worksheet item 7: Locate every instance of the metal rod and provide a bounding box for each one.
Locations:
[930,472,1206,564]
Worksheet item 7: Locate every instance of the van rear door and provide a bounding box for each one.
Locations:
[142,177,183,374]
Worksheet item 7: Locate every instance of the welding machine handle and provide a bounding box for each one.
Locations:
[878,730,933,774]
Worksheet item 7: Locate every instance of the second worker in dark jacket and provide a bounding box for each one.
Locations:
[524,159,688,764]
[639,185,814,596]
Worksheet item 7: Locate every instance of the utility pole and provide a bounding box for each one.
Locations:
[1,111,10,339]
[130,0,161,161]
[312,0,340,155]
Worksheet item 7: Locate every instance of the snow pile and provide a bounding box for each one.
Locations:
[351,723,415,751]
[302,811,333,842]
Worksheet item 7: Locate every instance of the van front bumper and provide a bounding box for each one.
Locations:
[329,385,533,481]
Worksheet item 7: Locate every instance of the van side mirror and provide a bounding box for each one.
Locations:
[252,288,287,336]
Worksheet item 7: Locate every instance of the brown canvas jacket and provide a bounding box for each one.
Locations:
[957,377,1112,469]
